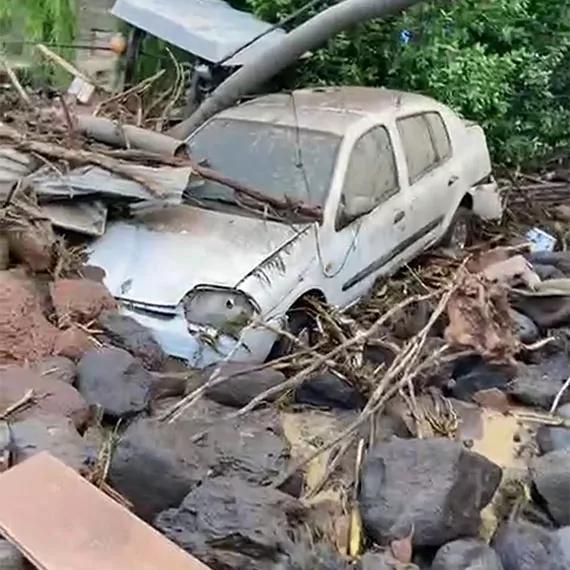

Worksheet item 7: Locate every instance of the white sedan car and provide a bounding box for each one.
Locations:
[88,86,502,367]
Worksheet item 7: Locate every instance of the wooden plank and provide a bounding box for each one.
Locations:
[0,452,211,570]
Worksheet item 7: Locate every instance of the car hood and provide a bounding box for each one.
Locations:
[86,205,306,307]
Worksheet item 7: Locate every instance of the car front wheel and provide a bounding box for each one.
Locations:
[267,308,316,361]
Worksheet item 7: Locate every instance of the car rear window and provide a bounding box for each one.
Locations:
[397,112,452,184]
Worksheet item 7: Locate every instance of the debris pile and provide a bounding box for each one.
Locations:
[1,53,570,570]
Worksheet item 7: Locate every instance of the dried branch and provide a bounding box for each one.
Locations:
[0,122,169,198]
[0,57,31,107]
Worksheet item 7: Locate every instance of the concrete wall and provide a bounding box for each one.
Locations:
[75,0,117,79]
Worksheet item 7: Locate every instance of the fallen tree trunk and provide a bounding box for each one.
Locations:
[0,123,170,198]
[75,116,184,158]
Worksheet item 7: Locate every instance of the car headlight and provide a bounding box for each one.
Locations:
[182,287,258,336]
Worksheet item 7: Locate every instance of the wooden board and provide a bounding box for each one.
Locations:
[0,452,211,570]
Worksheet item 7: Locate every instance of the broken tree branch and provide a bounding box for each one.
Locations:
[0,57,31,107]
[0,122,169,198]
[75,117,323,220]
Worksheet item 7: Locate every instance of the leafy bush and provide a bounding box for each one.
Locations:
[0,0,76,85]
[245,0,570,164]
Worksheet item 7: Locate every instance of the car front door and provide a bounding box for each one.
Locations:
[320,122,413,307]
[395,111,457,252]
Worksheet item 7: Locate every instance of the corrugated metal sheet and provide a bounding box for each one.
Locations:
[110,0,286,66]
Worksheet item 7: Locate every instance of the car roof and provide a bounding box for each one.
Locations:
[214,86,439,136]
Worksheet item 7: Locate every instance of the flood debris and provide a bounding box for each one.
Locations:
[3,47,570,570]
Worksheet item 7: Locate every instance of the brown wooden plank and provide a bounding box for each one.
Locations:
[0,452,211,570]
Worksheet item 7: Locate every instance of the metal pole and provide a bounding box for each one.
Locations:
[167,0,424,140]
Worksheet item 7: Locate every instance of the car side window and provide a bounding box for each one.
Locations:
[426,112,452,161]
[397,112,452,184]
[336,125,399,230]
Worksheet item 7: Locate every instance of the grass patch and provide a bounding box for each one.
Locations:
[0,0,76,86]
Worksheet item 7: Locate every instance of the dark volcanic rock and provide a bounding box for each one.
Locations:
[536,403,570,454]
[508,353,570,410]
[77,347,153,419]
[97,310,167,371]
[294,372,365,410]
[273,540,350,570]
[359,438,501,548]
[532,264,566,281]
[432,539,504,570]
[30,356,76,385]
[11,414,91,471]
[0,539,26,570]
[109,400,289,521]
[0,366,90,430]
[510,310,539,344]
[492,521,566,570]
[531,449,570,526]
[155,477,306,570]
[196,362,286,408]
[361,552,416,570]
[555,527,570,565]
[526,251,570,276]
[449,356,514,401]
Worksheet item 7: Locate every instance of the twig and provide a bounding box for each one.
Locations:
[159,341,326,422]
[550,375,570,414]
[0,56,31,106]
[58,96,75,136]
[0,122,168,198]
[94,69,165,115]
[185,292,435,442]
[0,389,36,419]
[36,44,109,92]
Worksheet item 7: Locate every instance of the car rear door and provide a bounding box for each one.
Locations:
[395,110,457,252]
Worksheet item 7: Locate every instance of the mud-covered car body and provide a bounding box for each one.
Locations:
[88,86,502,367]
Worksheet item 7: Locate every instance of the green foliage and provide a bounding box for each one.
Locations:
[0,0,76,85]
[245,0,570,164]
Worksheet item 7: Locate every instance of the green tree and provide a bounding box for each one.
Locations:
[245,0,570,164]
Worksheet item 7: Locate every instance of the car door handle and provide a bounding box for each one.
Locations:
[448,175,459,186]
[394,210,405,223]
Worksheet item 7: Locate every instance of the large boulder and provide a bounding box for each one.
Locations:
[77,347,153,419]
[531,449,570,526]
[359,438,501,548]
[491,521,566,570]
[97,310,167,371]
[109,400,289,521]
[432,539,503,570]
[11,414,92,471]
[155,477,306,570]
[0,366,90,430]
[195,362,286,408]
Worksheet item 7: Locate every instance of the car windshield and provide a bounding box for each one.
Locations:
[185,118,342,222]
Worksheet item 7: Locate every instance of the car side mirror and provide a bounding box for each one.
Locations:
[340,195,377,224]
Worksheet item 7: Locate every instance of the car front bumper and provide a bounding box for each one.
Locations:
[118,303,277,368]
